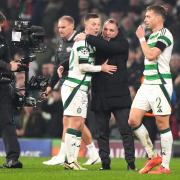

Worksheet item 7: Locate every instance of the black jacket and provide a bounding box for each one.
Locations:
[0,32,11,72]
[49,31,77,88]
[86,32,131,111]
[0,32,13,86]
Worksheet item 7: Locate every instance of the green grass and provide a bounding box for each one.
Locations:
[0,158,180,180]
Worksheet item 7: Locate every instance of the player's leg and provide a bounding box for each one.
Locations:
[128,85,161,174]
[63,88,87,170]
[129,108,162,174]
[65,116,84,163]
[129,85,158,159]
[148,84,173,174]
[148,115,172,174]
[42,116,69,165]
[82,125,101,165]
[64,116,87,170]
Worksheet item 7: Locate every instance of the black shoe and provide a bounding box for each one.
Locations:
[99,164,111,170]
[127,162,137,171]
[3,160,23,168]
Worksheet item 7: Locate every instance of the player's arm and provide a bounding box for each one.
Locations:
[139,41,161,61]
[136,25,169,61]
[86,35,128,54]
[75,33,128,54]
[77,45,117,74]
[79,60,117,74]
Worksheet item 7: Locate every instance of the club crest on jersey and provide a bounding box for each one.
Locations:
[79,47,89,57]
[77,107,82,114]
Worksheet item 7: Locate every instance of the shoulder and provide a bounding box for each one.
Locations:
[158,28,173,46]
[73,41,91,55]
[160,28,172,37]
[73,40,86,48]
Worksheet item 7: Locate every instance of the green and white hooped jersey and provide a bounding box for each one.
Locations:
[63,40,95,92]
[143,28,173,85]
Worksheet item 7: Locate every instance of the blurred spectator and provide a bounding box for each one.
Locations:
[41,0,64,38]
[16,106,46,137]
[41,62,54,77]
[78,0,94,20]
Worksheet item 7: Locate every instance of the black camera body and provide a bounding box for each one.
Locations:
[12,20,46,53]
[11,19,46,107]
[14,75,49,108]
[29,75,50,91]
[13,91,36,107]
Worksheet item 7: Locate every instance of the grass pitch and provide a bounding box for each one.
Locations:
[0,158,180,180]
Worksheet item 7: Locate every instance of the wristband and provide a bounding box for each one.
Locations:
[139,37,146,43]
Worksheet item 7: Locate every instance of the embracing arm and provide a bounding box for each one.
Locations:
[86,35,128,54]
[79,60,117,74]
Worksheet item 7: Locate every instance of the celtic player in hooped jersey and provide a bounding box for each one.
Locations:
[63,40,98,93]
[143,28,173,85]
[62,13,117,170]
[128,5,173,174]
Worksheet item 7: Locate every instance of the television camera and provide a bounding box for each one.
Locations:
[11,19,47,107]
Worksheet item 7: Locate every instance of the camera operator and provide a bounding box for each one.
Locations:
[0,11,22,168]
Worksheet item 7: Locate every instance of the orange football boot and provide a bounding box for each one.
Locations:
[139,155,162,174]
[148,166,171,174]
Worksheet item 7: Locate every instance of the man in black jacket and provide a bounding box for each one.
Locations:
[0,11,22,168]
[76,19,136,170]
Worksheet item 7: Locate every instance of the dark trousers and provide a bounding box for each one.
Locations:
[0,85,20,161]
[94,108,135,166]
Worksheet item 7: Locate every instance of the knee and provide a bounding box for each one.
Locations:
[128,117,138,128]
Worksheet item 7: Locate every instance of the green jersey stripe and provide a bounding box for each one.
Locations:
[149,33,159,39]
[69,51,74,69]
[145,73,172,80]
[66,77,90,86]
[64,75,87,110]
[79,59,89,64]
[145,64,158,70]
[159,84,171,107]
[158,36,171,46]
[77,46,90,51]
[148,42,156,48]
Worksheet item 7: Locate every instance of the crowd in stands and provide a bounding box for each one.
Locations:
[0,0,180,139]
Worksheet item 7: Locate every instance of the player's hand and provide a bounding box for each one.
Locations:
[101,60,117,74]
[57,65,64,78]
[41,86,52,100]
[10,61,21,71]
[74,32,86,41]
[136,25,145,39]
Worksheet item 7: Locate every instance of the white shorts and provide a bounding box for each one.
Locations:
[61,85,88,118]
[131,84,172,115]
